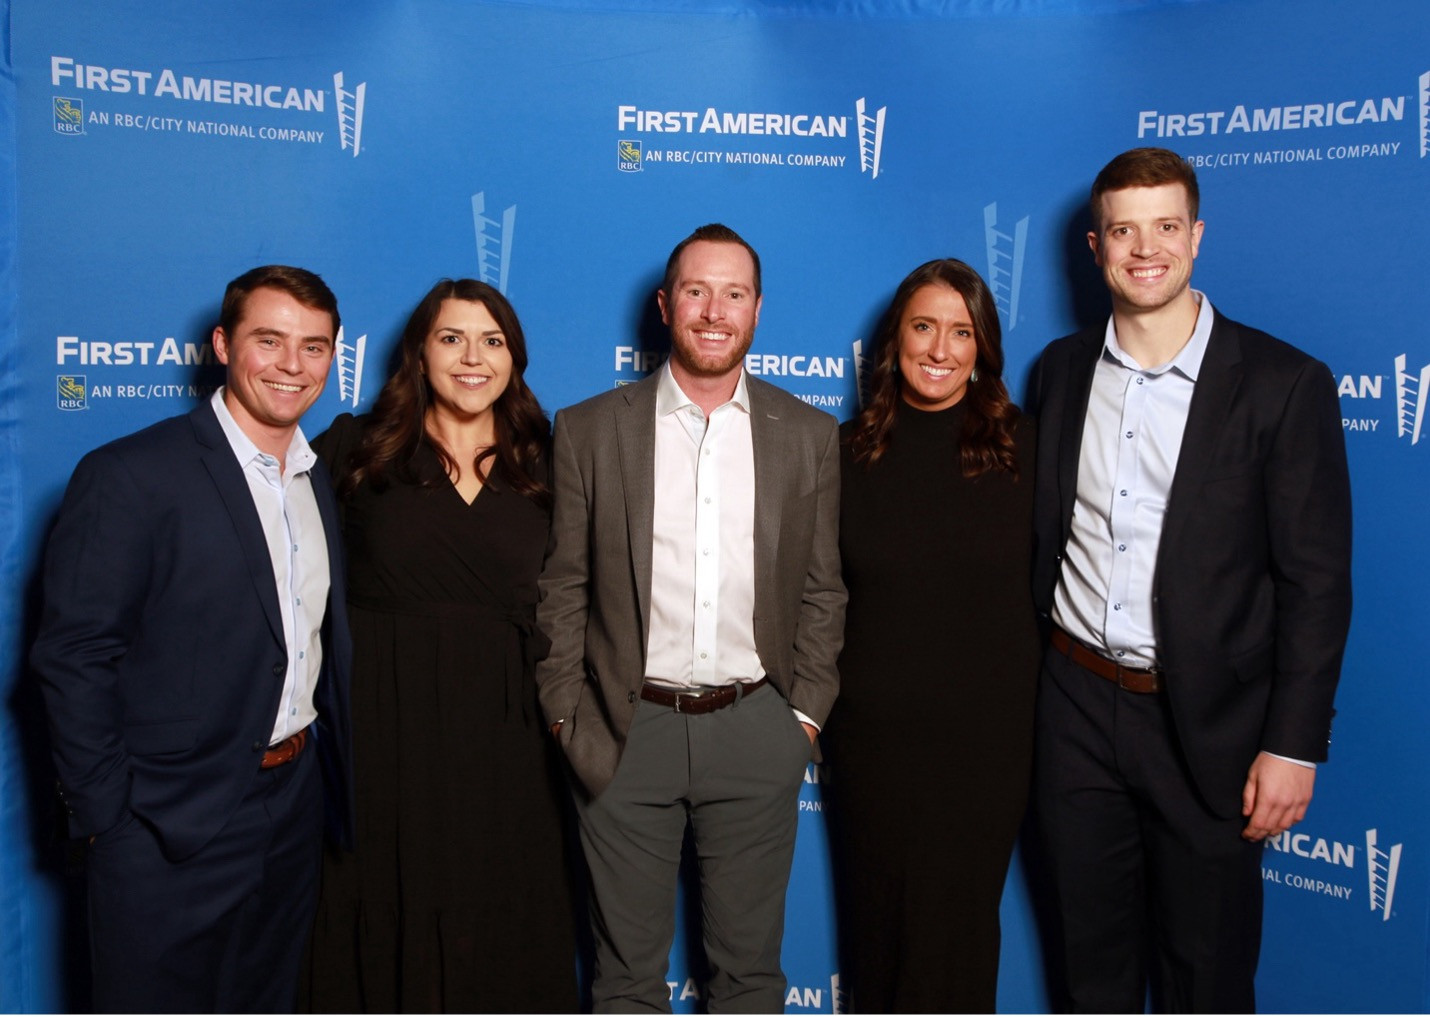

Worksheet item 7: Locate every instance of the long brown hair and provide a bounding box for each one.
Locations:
[342,279,550,507]
[848,259,1019,478]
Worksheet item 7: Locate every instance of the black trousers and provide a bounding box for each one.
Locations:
[86,744,323,1013]
[1035,648,1262,1014]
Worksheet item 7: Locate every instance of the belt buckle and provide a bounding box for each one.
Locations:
[1116,663,1157,691]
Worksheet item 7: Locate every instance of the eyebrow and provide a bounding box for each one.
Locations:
[435,325,505,336]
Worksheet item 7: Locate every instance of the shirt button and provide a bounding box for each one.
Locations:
[704,497,711,504]
[1136,377,1144,385]
[702,600,711,608]
[298,651,305,660]
[1120,489,1128,497]
[290,707,297,716]
[296,597,302,606]
[699,652,708,659]
[702,548,710,556]
[1125,430,1133,438]
[1113,603,1122,611]
[1116,650,1126,658]
[1118,543,1127,552]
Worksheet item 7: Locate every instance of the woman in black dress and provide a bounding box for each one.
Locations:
[823,259,1038,1013]
[306,279,578,1012]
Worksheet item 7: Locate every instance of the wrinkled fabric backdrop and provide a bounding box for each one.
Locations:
[2,0,1427,1010]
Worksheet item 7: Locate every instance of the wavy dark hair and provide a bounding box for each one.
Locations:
[848,259,1020,478]
[342,279,550,507]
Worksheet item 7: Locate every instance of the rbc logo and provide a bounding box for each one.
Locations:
[618,139,642,173]
[57,375,87,411]
[53,97,84,136]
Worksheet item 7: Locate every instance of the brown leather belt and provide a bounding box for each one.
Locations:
[1050,627,1162,694]
[261,728,308,769]
[640,677,768,714]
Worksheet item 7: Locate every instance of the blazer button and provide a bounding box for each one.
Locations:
[627,691,637,703]
[272,663,285,676]
[252,740,264,752]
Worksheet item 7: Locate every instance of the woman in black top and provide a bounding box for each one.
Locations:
[305,279,578,1013]
[823,259,1038,1013]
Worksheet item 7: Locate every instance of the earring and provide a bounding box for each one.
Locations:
[970,366,979,382]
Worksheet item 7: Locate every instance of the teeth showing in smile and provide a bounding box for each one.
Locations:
[264,381,303,393]
[695,331,728,342]
[920,365,953,379]
[1130,267,1166,279]
[454,375,489,388]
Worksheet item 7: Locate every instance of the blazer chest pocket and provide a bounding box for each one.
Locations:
[126,717,198,756]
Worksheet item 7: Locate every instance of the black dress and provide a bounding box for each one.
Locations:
[822,399,1039,1014]
[305,414,578,1013]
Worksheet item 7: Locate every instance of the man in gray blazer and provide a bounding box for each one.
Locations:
[536,223,845,1012]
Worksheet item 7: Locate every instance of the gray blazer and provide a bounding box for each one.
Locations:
[535,370,846,798]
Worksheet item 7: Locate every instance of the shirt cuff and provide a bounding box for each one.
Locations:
[792,708,818,731]
[1265,752,1316,770]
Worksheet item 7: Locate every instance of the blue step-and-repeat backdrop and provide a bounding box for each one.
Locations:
[2,0,1427,1011]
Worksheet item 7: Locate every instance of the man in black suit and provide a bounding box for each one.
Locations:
[32,265,352,1012]
[1029,148,1351,1012]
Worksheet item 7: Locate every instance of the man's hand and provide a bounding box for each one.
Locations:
[1241,751,1315,841]
[550,721,562,738]
[801,722,817,745]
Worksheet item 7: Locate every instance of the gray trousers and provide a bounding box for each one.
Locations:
[573,682,813,1013]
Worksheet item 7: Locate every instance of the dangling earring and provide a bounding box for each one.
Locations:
[970,366,979,383]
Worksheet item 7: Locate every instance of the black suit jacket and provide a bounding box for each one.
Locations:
[32,401,353,860]
[1029,311,1352,817]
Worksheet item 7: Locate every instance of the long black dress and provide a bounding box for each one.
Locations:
[822,399,1039,1014]
[305,414,578,1013]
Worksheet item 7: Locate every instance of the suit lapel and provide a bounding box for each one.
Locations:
[191,403,285,645]
[614,375,659,642]
[748,378,782,606]
[1059,330,1102,541]
[1161,314,1243,554]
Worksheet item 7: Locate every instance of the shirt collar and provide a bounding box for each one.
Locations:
[1102,289,1215,382]
[210,387,317,473]
[655,360,751,416]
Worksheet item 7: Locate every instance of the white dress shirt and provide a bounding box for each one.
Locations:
[1051,292,1212,669]
[645,364,762,688]
[211,389,329,746]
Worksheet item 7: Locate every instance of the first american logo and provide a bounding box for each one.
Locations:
[49,57,366,156]
[616,97,887,179]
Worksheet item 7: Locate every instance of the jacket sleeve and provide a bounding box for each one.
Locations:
[1259,358,1353,761]
[533,409,592,728]
[786,415,847,727]
[31,448,153,838]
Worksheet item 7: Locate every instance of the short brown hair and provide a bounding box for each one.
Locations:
[1090,148,1199,230]
[218,265,340,337]
[661,223,762,298]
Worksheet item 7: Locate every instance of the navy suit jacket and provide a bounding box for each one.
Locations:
[1029,312,1352,817]
[33,401,353,861]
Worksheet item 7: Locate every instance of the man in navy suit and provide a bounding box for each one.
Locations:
[32,265,353,1013]
[1029,149,1352,1012]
